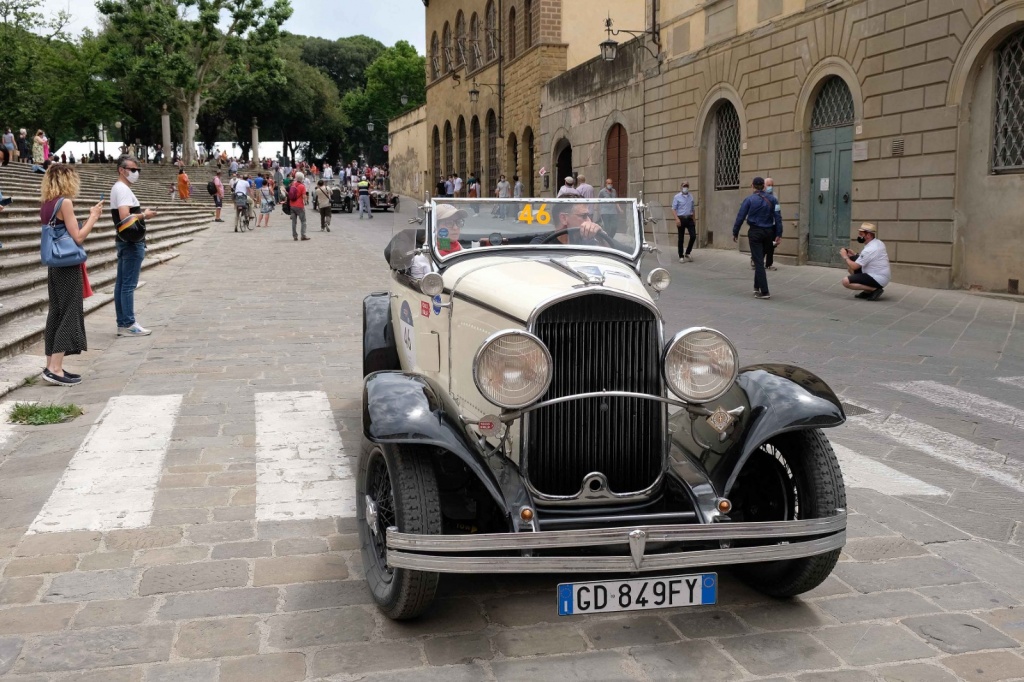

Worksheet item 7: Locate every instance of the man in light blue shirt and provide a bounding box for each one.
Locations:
[671,181,696,262]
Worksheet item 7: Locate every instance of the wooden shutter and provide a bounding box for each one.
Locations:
[605,124,628,195]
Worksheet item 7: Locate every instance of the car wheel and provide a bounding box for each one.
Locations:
[729,428,845,597]
[357,440,441,619]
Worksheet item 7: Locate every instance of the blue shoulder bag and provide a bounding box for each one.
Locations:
[40,198,88,268]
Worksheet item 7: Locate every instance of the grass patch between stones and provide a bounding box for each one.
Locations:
[8,402,83,425]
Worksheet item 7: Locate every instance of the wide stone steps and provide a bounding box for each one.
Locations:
[0,209,213,251]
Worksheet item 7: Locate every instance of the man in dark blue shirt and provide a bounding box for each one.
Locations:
[733,176,782,299]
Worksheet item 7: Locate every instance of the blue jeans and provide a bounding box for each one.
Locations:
[747,227,774,295]
[358,195,372,217]
[115,240,145,328]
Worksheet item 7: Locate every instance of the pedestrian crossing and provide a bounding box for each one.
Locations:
[1,381,1022,535]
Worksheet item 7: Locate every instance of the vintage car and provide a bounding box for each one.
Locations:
[360,196,847,620]
[369,188,399,212]
[329,185,354,213]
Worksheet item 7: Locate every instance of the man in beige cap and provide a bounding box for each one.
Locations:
[557,175,577,197]
[840,222,890,300]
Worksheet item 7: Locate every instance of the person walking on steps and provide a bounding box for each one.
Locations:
[733,176,782,300]
[672,181,696,262]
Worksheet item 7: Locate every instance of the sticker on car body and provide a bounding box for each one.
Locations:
[399,301,416,367]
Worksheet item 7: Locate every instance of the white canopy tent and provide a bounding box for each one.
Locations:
[51,141,308,163]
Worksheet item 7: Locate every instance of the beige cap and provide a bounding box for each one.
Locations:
[435,204,468,222]
[564,176,575,184]
[858,222,877,234]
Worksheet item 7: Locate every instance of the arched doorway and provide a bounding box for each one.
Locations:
[506,133,519,182]
[700,100,742,248]
[605,123,628,196]
[523,127,535,196]
[808,76,855,265]
[555,140,572,191]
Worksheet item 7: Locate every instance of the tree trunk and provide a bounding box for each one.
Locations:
[180,91,202,166]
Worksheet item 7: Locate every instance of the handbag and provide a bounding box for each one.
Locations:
[40,198,88,267]
[116,209,146,243]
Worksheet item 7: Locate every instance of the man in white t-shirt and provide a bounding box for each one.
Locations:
[110,155,157,336]
[840,222,891,301]
[453,173,463,196]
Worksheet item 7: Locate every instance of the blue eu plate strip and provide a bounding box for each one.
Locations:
[701,573,718,604]
[558,584,574,616]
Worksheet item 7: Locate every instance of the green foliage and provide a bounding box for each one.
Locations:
[299,34,385,96]
[8,402,83,425]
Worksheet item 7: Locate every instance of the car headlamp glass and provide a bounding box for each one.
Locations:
[473,331,553,409]
[663,327,738,403]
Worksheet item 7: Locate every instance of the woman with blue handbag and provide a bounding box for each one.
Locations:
[40,165,104,386]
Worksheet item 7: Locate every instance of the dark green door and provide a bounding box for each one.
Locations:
[807,76,856,266]
[809,126,853,265]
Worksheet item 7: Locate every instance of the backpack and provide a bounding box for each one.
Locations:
[207,180,216,195]
[288,183,300,203]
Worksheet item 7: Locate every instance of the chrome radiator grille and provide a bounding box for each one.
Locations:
[526,295,663,497]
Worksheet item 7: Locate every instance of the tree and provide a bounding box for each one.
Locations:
[299,34,384,96]
[97,0,293,165]
[340,40,425,165]
[0,0,73,132]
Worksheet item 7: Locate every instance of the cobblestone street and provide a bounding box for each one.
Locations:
[0,207,1022,681]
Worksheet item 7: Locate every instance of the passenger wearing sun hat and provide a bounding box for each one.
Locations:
[557,174,577,197]
[840,222,891,300]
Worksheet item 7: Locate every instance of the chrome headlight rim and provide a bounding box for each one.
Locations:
[472,329,554,410]
[661,326,739,404]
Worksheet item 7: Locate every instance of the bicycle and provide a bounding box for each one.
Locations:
[234,195,253,232]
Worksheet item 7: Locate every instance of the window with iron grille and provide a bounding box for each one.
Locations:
[994,29,1024,172]
[714,103,740,190]
[444,121,454,175]
[469,14,479,71]
[485,1,496,62]
[472,116,482,178]
[811,76,854,130]
[508,8,517,60]
[458,117,467,176]
[487,110,498,190]
[442,23,452,73]
[430,33,439,79]
[524,0,534,48]
[432,127,441,183]
[456,12,466,68]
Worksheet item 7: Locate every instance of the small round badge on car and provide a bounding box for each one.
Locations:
[477,415,502,437]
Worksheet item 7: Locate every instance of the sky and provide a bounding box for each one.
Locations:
[37,0,426,53]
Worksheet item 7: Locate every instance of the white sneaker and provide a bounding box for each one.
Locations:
[678,257,686,263]
[684,255,693,262]
[118,323,152,337]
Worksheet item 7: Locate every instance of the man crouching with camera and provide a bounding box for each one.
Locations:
[840,222,890,301]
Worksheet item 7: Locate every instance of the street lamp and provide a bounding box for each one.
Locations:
[599,15,661,62]
[468,81,500,104]
[400,93,409,106]
[367,117,387,132]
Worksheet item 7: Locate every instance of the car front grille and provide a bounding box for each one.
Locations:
[525,294,663,498]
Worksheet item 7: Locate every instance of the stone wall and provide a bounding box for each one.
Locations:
[387,106,428,200]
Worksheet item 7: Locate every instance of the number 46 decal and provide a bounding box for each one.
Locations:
[517,204,552,225]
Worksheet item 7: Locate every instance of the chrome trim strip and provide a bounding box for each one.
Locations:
[386,512,846,552]
[387,532,846,574]
[502,390,691,421]
[526,288,663,328]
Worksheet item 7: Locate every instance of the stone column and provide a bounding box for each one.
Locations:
[161,104,171,164]
[251,117,259,168]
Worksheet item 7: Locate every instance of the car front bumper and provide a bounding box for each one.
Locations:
[385,512,846,573]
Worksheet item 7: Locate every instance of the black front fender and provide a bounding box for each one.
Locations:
[363,292,399,377]
[362,371,531,530]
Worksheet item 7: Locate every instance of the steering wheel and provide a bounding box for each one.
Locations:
[538,227,616,247]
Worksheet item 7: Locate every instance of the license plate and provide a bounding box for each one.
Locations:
[557,573,717,616]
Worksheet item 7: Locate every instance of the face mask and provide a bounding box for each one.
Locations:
[606,184,612,189]
[856,236,866,244]
[126,170,139,184]
[765,186,774,194]
[681,188,689,194]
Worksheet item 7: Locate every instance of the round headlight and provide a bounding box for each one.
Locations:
[663,327,738,403]
[473,330,553,409]
[646,268,671,291]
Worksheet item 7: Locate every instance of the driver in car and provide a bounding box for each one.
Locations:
[411,204,467,278]
[533,191,605,244]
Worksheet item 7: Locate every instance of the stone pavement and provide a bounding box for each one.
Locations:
[0,205,1022,681]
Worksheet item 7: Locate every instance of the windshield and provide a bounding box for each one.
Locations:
[429,198,640,262]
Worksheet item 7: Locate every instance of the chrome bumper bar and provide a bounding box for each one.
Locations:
[386,512,846,574]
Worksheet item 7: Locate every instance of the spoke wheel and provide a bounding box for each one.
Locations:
[730,428,845,597]
[357,440,441,619]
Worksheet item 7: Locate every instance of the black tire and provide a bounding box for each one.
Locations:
[357,440,441,619]
[730,428,845,597]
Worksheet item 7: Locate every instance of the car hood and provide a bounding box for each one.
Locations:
[444,254,652,323]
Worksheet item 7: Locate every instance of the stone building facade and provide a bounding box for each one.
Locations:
[387,106,428,200]
[538,0,1024,292]
[419,0,643,200]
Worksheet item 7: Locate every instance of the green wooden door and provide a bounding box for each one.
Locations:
[809,126,854,265]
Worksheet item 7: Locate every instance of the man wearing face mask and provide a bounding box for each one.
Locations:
[733,176,781,300]
[597,178,622,236]
[672,181,696,262]
[840,223,890,300]
[110,156,157,336]
[752,177,781,271]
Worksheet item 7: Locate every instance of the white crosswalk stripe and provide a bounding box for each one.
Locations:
[997,377,1024,389]
[28,394,183,534]
[887,380,1024,429]
[254,390,355,522]
[845,400,1024,495]
[831,442,945,496]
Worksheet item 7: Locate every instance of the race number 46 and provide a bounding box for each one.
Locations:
[517,204,551,225]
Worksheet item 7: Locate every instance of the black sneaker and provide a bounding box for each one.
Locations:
[42,369,81,386]
[754,291,771,300]
[868,287,884,301]
[855,291,872,299]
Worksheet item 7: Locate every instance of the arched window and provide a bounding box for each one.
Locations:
[811,76,854,130]
[469,13,480,71]
[605,123,628,196]
[471,116,482,182]
[458,116,467,176]
[994,29,1024,171]
[432,126,441,185]
[444,121,454,176]
[487,110,498,190]
[430,32,439,80]
[508,7,517,61]
[714,103,741,190]
[455,11,466,69]
[524,0,534,49]
[485,1,496,62]
[442,22,452,73]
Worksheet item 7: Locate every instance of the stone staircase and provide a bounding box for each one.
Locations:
[0,162,222,360]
